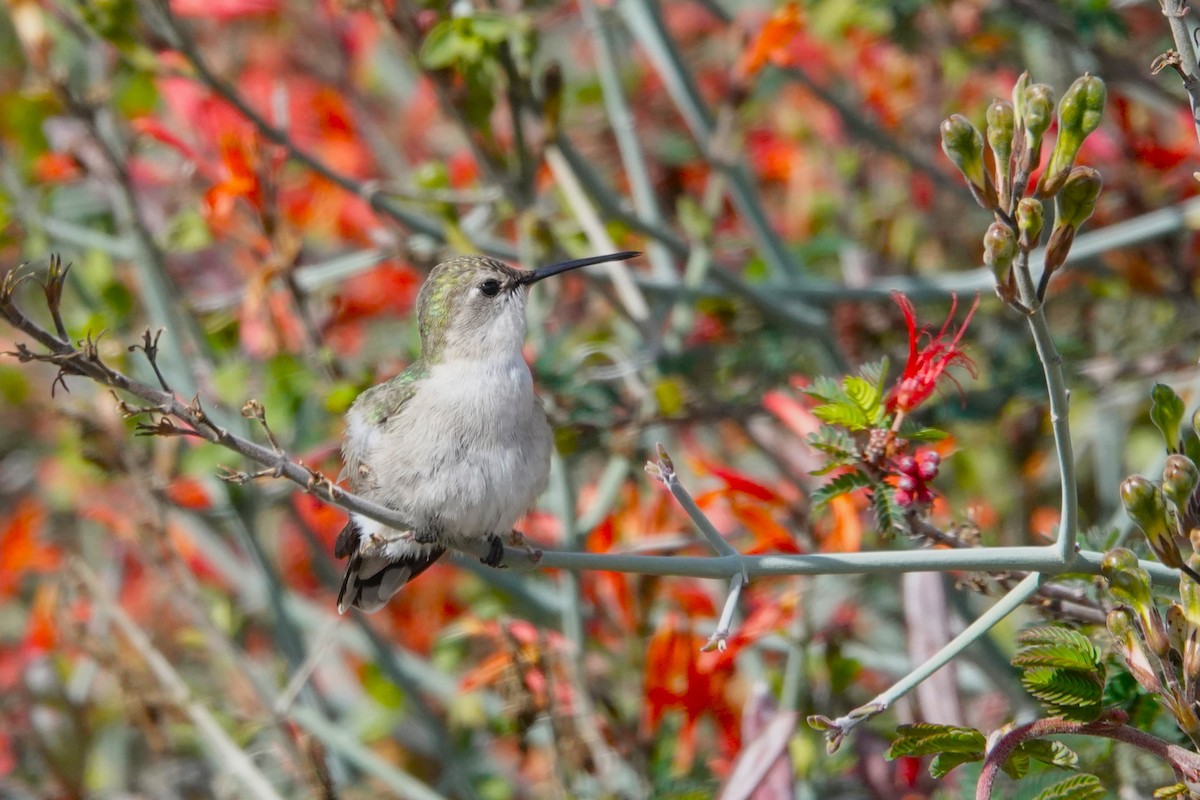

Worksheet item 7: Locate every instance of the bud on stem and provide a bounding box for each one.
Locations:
[1039,74,1106,196]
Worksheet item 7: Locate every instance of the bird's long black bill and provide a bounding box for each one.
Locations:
[520,251,640,285]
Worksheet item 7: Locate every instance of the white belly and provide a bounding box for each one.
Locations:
[356,357,553,544]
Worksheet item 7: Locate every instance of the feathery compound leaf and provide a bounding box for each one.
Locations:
[1012,627,1102,673]
[811,470,872,511]
[1020,666,1104,721]
[844,376,885,425]
[811,402,871,430]
[806,428,859,472]
[886,724,986,759]
[805,375,852,406]
[1015,739,1079,770]
[896,421,949,442]
[859,357,890,395]
[1032,773,1105,800]
[929,751,982,779]
[871,486,909,536]
[1017,626,1100,656]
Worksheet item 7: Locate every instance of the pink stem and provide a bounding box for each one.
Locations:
[976,711,1200,799]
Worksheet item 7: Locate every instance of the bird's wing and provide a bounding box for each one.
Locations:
[335,363,428,561]
[340,361,428,495]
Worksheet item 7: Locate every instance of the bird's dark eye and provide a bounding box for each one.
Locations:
[479,279,502,297]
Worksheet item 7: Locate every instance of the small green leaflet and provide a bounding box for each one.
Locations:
[886,723,986,759]
[871,487,908,536]
[1019,666,1105,721]
[810,470,872,511]
[1031,773,1105,800]
[1013,627,1103,673]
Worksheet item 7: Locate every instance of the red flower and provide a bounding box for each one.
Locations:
[886,292,979,416]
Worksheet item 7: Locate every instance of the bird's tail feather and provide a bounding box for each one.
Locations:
[335,517,445,613]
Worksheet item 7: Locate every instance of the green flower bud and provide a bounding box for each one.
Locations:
[1054,167,1102,229]
[1041,75,1106,194]
[983,222,1016,284]
[940,114,986,191]
[1163,454,1200,512]
[1016,198,1044,250]
[1121,476,1183,569]
[1102,546,1140,575]
[1022,83,1055,150]
[1152,383,1187,450]
[1102,554,1154,611]
[1107,607,1163,693]
[1011,72,1030,126]
[987,100,1015,202]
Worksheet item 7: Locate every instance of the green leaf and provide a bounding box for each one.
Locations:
[1032,773,1106,800]
[1151,383,1186,451]
[1013,626,1102,672]
[470,11,517,43]
[871,486,908,536]
[859,357,890,396]
[1001,749,1031,780]
[886,723,986,759]
[419,20,466,69]
[1020,666,1105,721]
[806,427,858,461]
[897,422,949,442]
[811,470,872,511]
[844,375,884,424]
[1015,738,1079,770]
[804,375,851,406]
[929,750,982,779]
[811,402,871,430]
[1154,783,1191,799]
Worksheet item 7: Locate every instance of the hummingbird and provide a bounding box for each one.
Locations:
[334,250,640,613]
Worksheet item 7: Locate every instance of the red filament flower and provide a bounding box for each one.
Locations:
[887,292,979,415]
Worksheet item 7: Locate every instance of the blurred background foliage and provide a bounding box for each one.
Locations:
[1,0,1199,797]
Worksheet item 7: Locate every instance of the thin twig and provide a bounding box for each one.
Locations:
[645,442,740,558]
[703,572,748,652]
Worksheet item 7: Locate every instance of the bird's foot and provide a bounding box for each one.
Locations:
[481,533,506,568]
[509,529,543,565]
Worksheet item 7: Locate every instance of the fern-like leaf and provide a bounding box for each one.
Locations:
[805,375,851,406]
[806,427,858,460]
[844,375,885,425]
[871,486,909,536]
[1012,627,1102,673]
[811,402,871,430]
[1020,666,1104,721]
[886,724,986,759]
[811,470,872,511]
[1031,773,1105,800]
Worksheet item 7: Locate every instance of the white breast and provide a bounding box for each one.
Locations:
[362,355,553,544]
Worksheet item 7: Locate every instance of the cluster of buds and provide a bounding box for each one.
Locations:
[1122,384,1200,577]
[892,450,940,508]
[1103,548,1200,738]
[1102,385,1200,741]
[941,73,1106,307]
